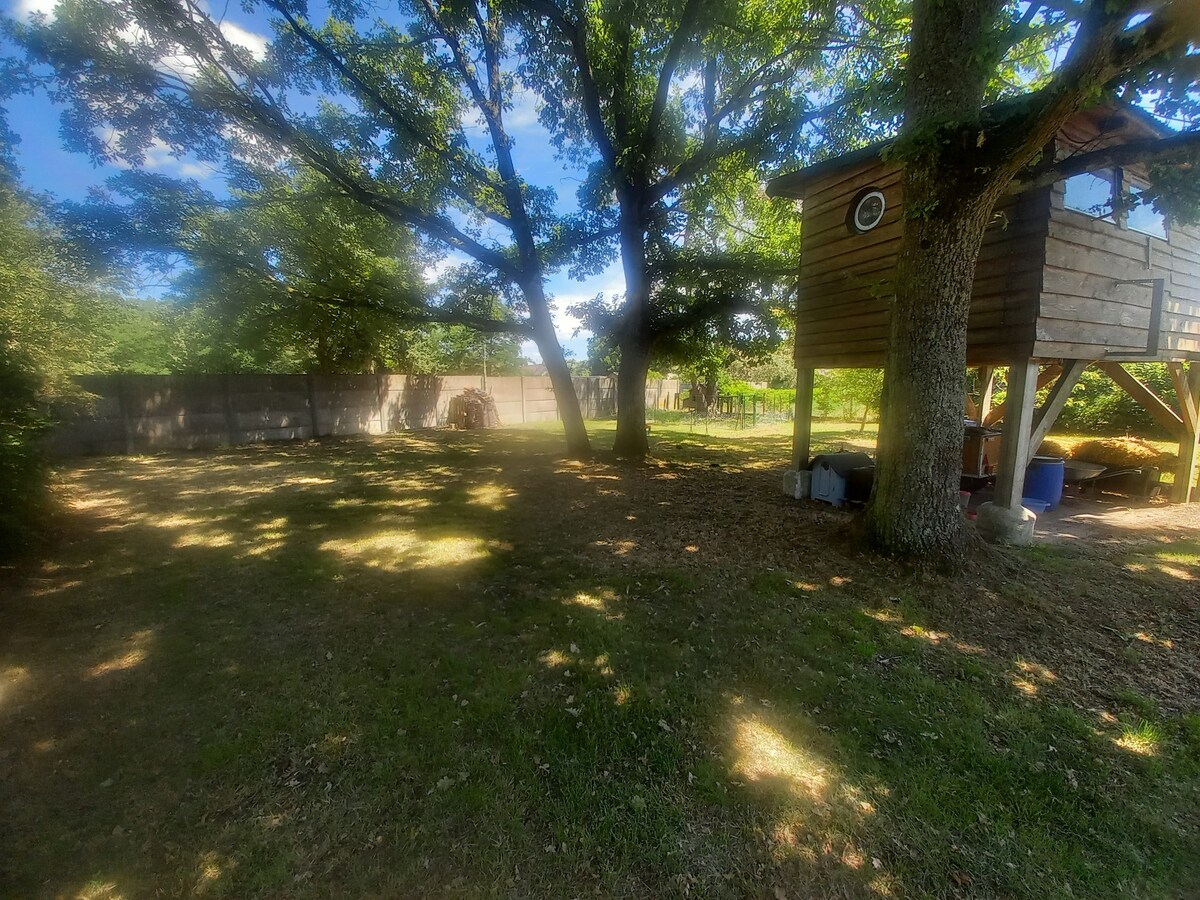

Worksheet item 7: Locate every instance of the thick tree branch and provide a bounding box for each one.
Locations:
[641,0,703,169]
[515,0,619,171]
[1010,128,1200,193]
[648,252,798,277]
[419,0,493,122]
[144,1,524,278]
[650,86,872,203]
[981,4,1190,184]
[649,291,759,339]
[201,246,532,337]
[419,0,554,290]
[312,291,534,336]
[264,0,499,195]
[266,2,517,232]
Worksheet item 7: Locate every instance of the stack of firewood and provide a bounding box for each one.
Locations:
[448,388,501,429]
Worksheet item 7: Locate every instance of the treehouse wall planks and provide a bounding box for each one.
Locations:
[793,158,1047,367]
[1031,112,1200,360]
[779,104,1200,367]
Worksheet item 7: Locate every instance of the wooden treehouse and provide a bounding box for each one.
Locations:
[766,103,1200,508]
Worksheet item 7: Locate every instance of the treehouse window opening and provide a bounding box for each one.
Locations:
[1125,182,1167,240]
[849,189,886,233]
[1063,169,1116,221]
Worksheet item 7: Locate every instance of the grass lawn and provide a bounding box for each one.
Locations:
[2,421,1199,898]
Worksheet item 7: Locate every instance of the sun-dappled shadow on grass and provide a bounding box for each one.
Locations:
[1,423,1198,898]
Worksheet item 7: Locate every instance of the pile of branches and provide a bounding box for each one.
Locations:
[448,388,501,430]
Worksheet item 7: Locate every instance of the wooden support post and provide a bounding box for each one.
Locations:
[1025,360,1089,468]
[994,359,1039,509]
[1095,362,1184,433]
[965,388,978,422]
[1170,361,1199,503]
[983,364,1061,427]
[1168,362,1197,436]
[978,366,995,424]
[792,366,814,470]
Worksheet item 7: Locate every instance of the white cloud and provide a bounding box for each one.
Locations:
[671,70,703,97]
[14,0,269,71]
[15,0,59,18]
[218,122,289,169]
[153,20,268,81]
[460,87,541,136]
[141,138,213,178]
[548,293,594,342]
[518,281,624,363]
[218,20,268,61]
[548,276,624,342]
[422,253,472,284]
[505,90,540,130]
[94,128,215,178]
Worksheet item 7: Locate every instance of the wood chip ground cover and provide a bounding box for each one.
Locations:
[1,421,1197,898]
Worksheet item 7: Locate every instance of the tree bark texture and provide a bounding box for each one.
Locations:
[614,333,651,457]
[861,0,1186,561]
[612,199,652,458]
[523,279,592,459]
[864,176,995,561]
[863,0,1005,561]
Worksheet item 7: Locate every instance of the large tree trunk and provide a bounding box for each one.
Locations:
[862,0,1008,563]
[523,279,591,459]
[864,174,994,561]
[612,199,652,458]
[453,38,592,461]
[614,332,651,457]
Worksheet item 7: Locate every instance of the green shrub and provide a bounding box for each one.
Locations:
[991,363,1180,438]
[0,343,49,557]
[1055,364,1178,437]
[0,185,109,557]
[814,368,883,421]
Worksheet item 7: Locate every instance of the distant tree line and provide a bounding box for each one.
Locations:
[0,179,518,555]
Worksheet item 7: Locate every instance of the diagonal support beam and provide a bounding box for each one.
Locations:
[1025,360,1090,468]
[978,366,995,424]
[983,364,1062,427]
[1095,362,1184,434]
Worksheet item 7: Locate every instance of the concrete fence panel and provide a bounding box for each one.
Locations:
[48,373,677,456]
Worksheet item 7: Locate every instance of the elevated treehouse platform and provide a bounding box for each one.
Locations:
[767,104,1200,504]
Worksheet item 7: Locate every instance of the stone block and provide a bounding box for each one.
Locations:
[975,501,1037,545]
[782,468,811,500]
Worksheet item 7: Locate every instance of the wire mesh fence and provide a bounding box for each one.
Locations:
[645,392,796,430]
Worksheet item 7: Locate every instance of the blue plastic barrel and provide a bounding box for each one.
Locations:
[1025,456,1065,509]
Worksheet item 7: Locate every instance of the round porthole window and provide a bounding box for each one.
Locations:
[849,188,886,233]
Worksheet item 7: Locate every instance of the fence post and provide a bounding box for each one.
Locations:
[376,373,389,435]
[117,374,134,455]
[222,374,238,445]
[306,373,321,439]
[520,376,527,423]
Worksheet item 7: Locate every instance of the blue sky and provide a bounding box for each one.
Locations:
[1,0,618,362]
